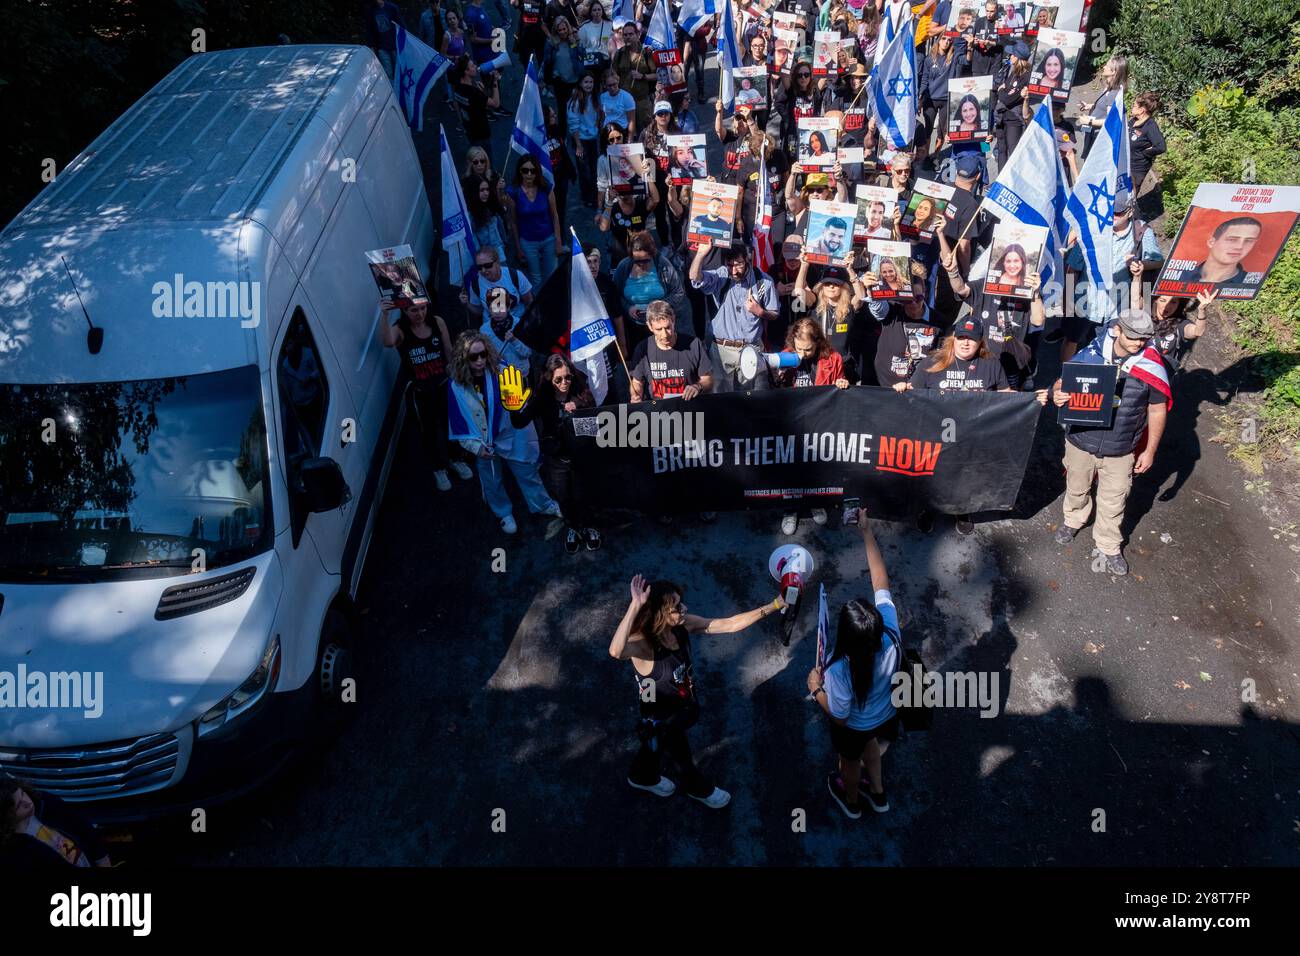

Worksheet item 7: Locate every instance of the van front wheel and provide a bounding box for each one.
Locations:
[315,609,357,731]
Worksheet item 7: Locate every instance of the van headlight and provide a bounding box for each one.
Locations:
[196,636,281,738]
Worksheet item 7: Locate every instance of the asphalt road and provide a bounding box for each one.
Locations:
[123,32,1300,867]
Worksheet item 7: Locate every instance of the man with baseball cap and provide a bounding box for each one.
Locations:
[1042,308,1172,576]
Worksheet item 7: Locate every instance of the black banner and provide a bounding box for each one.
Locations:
[569,386,1042,516]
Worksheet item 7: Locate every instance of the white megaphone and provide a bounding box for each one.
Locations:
[769,545,814,645]
[738,345,799,386]
[484,51,512,74]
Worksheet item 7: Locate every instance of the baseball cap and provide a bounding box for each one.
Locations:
[1010,40,1030,59]
[803,172,831,190]
[818,267,850,286]
[654,100,673,115]
[1117,309,1155,338]
[953,316,984,340]
[955,153,982,179]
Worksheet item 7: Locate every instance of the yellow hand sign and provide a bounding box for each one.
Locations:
[498,364,531,412]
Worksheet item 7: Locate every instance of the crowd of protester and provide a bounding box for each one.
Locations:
[361,0,1219,820]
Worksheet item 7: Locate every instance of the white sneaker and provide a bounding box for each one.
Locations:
[781,513,798,535]
[627,776,676,797]
[500,515,517,534]
[434,470,452,492]
[688,786,731,809]
[812,508,828,525]
[450,461,473,480]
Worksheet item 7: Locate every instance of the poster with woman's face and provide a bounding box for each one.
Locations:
[946,75,993,140]
[733,66,769,109]
[899,179,956,239]
[655,48,686,94]
[853,184,897,243]
[804,199,859,265]
[986,221,1048,299]
[812,31,840,76]
[798,116,839,170]
[1154,182,1300,300]
[1028,28,1084,100]
[608,142,648,195]
[666,134,708,184]
[366,245,429,308]
[1024,0,1060,35]
[946,2,979,36]
[867,239,914,299]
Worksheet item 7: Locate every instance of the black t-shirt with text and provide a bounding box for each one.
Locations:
[910,355,1008,391]
[631,333,714,399]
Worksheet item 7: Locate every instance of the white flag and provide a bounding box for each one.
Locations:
[394,25,450,132]
[568,230,616,404]
[440,125,477,286]
[1065,87,1126,291]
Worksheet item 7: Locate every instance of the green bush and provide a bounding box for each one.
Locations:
[1108,0,1298,118]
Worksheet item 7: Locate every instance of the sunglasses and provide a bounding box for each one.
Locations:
[631,255,652,264]
[608,136,623,143]
[472,157,487,164]
[476,260,498,268]
[469,350,488,360]
[521,168,537,175]
[553,374,573,383]
[797,72,811,78]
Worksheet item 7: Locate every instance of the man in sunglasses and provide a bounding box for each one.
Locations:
[1040,309,1172,577]
[463,246,534,326]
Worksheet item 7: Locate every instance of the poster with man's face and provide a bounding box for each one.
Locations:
[867,239,914,300]
[797,116,839,171]
[946,2,979,36]
[947,75,993,140]
[813,31,840,76]
[733,66,769,109]
[1154,183,1300,300]
[804,199,859,265]
[854,184,897,243]
[366,244,428,308]
[986,221,1048,299]
[773,28,802,76]
[1028,28,1084,100]
[687,181,741,248]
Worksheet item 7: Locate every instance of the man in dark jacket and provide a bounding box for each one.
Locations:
[1045,309,1172,576]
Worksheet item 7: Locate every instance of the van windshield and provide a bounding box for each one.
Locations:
[0,365,271,581]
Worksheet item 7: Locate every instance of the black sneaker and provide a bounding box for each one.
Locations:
[583,527,602,551]
[956,515,974,535]
[1104,552,1129,576]
[1053,524,1080,545]
[863,786,890,814]
[915,510,934,534]
[564,527,581,554]
[826,772,862,819]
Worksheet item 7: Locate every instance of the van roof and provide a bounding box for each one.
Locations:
[0,45,386,384]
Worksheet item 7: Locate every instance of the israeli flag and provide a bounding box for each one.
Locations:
[568,230,616,404]
[680,0,711,37]
[646,0,675,51]
[981,99,1071,304]
[718,0,742,114]
[394,25,451,132]
[440,124,478,286]
[868,11,918,150]
[1065,87,1126,291]
[612,0,636,27]
[510,57,555,187]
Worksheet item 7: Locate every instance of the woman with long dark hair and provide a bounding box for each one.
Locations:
[463,173,509,263]
[993,242,1028,286]
[507,353,601,552]
[568,73,601,206]
[807,507,900,817]
[610,575,786,808]
[1037,47,1066,90]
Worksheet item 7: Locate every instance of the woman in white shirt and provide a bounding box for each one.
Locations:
[807,506,901,817]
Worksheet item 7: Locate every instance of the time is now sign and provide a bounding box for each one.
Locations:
[1058,361,1118,427]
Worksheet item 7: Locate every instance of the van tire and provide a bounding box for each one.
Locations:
[315,608,357,733]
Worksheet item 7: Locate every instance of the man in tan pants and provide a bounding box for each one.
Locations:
[1041,310,1171,576]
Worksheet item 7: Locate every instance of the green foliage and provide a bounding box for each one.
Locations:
[0,0,365,225]
[1108,0,1297,119]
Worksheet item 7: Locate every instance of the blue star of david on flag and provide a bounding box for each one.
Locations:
[889,76,913,99]
[1086,180,1114,232]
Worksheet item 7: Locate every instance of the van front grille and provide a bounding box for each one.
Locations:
[0,733,180,800]
[155,566,256,620]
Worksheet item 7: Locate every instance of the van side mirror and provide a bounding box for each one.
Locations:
[299,457,351,513]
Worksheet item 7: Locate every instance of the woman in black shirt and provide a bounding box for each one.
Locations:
[1129,91,1167,211]
[508,353,600,552]
[993,41,1030,168]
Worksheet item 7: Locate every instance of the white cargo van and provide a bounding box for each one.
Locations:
[0,45,432,820]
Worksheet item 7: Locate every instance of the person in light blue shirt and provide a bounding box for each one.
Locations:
[1061,199,1164,359]
[808,506,902,818]
[688,243,779,391]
